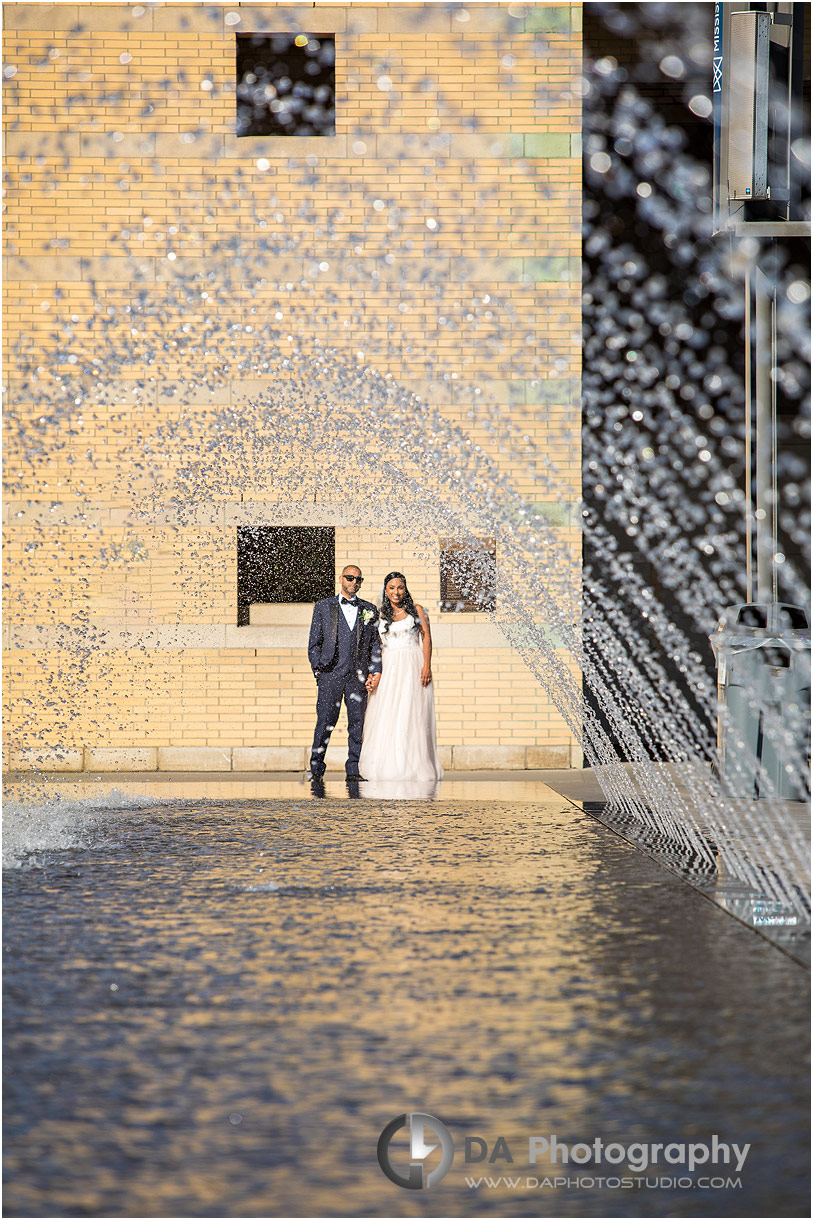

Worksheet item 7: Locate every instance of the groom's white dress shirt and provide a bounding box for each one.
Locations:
[339,594,358,630]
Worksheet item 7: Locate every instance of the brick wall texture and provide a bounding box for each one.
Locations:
[3,2,583,772]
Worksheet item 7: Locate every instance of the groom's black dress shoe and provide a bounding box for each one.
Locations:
[345,773,365,782]
[305,771,325,781]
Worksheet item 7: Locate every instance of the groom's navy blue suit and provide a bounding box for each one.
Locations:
[307,594,382,776]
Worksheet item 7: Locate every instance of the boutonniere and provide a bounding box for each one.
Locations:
[361,608,374,625]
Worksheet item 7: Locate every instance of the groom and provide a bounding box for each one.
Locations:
[307,564,382,782]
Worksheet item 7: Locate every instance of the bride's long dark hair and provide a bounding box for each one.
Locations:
[379,571,420,635]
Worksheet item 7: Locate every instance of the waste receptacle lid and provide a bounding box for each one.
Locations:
[712,602,810,635]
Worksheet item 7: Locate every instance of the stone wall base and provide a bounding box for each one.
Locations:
[8,744,582,772]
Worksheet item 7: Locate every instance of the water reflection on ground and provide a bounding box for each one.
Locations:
[581,803,811,966]
[3,797,809,1217]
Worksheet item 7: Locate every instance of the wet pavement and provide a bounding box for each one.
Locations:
[3,790,810,1217]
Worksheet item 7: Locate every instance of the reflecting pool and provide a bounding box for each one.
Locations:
[3,796,810,1217]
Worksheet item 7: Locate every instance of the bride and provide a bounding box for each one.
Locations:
[358,571,443,784]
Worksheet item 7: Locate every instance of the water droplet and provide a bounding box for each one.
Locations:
[659,55,685,79]
[787,281,810,304]
[688,95,712,118]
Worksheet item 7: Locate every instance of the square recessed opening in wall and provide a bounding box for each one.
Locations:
[237,526,335,625]
[440,537,497,612]
[235,33,335,137]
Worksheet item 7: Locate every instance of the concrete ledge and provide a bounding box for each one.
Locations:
[5,625,232,652]
[153,132,226,160]
[4,4,156,31]
[233,747,306,771]
[4,132,82,158]
[4,130,578,167]
[230,6,351,34]
[3,3,81,30]
[85,748,158,772]
[224,625,305,649]
[79,133,157,158]
[6,375,579,412]
[3,255,85,282]
[2,255,155,283]
[158,747,231,771]
[446,623,505,648]
[3,252,579,286]
[527,378,582,407]
[452,745,527,770]
[224,500,330,527]
[150,3,348,34]
[526,745,571,769]
[152,4,232,34]
[221,134,349,160]
[10,748,84,772]
[324,753,352,772]
[375,5,451,35]
[4,620,577,652]
[404,377,581,407]
[1,3,574,37]
[452,255,580,283]
[524,5,573,35]
[75,2,154,31]
[249,604,314,627]
[524,133,572,158]
[450,4,525,34]
[3,747,581,774]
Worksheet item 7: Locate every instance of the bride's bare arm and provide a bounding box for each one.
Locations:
[415,604,432,686]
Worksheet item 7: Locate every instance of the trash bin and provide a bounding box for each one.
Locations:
[710,602,811,800]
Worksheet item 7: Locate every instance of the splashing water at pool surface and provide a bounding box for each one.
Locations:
[2,2,810,1216]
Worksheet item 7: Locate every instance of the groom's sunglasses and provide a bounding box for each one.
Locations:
[343,575,363,584]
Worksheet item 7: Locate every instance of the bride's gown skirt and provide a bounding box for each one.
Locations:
[359,616,443,785]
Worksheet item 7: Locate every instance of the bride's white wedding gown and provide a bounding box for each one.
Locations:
[359,615,443,783]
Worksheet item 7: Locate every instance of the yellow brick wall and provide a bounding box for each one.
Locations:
[3,2,583,772]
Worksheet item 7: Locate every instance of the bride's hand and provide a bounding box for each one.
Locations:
[366,673,381,693]
[421,666,432,686]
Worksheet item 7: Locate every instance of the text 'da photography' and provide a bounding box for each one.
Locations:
[2,2,810,1220]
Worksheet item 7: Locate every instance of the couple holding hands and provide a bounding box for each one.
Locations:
[306,564,443,787]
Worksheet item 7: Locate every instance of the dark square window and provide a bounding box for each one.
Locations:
[440,537,497,613]
[237,526,335,625]
[236,33,335,137]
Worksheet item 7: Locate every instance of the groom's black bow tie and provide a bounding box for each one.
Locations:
[341,597,357,605]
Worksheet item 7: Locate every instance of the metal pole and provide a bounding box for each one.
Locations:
[754,264,774,603]
[743,261,754,602]
[771,261,779,602]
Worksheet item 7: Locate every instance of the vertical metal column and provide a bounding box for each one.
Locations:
[754,264,776,602]
[743,262,754,601]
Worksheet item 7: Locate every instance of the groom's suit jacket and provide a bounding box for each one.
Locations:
[308,595,382,678]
